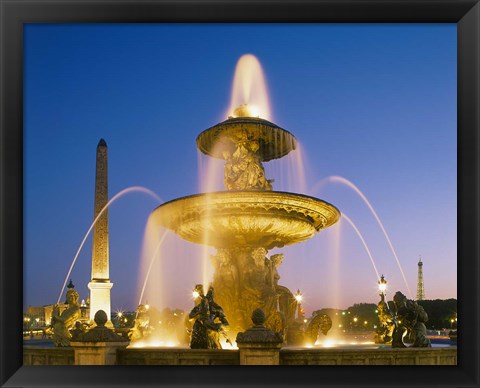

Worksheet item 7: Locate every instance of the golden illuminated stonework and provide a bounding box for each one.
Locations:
[152,191,340,250]
[196,116,296,162]
[154,107,341,334]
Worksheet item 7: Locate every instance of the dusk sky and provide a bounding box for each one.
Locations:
[24,23,456,315]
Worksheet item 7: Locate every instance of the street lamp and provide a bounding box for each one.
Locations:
[294,289,303,303]
[378,274,387,297]
[116,311,125,327]
[450,318,456,329]
[192,284,204,304]
[294,289,304,320]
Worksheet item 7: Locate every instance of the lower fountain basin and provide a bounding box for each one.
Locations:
[151,191,340,249]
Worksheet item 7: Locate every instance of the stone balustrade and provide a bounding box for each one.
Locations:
[280,346,457,365]
[23,346,457,366]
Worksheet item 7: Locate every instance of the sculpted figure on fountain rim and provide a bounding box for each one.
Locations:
[210,246,288,336]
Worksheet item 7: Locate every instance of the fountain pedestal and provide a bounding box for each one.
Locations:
[71,310,129,365]
[72,340,129,365]
[236,309,283,365]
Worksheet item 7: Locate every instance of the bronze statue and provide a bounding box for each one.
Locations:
[205,287,231,348]
[223,140,273,191]
[128,304,151,341]
[266,253,284,290]
[70,321,87,341]
[212,251,238,303]
[304,313,332,346]
[391,291,431,348]
[51,284,81,346]
[376,296,395,344]
[193,284,205,304]
[188,297,213,348]
[188,286,230,349]
[205,288,229,325]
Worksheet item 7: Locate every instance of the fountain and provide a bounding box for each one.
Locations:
[151,90,340,336]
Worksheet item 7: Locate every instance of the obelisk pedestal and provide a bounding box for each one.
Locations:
[88,139,113,327]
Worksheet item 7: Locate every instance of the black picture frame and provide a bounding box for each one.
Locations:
[1,1,479,387]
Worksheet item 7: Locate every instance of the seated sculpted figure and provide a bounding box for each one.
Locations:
[205,287,231,348]
[392,291,431,348]
[188,297,213,349]
[188,288,230,349]
[128,304,151,341]
[51,287,81,346]
[376,297,395,344]
[223,142,273,191]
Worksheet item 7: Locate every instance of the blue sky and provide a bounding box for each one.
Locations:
[24,23,456,314]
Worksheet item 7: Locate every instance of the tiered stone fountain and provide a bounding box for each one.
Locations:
[152,104,340,337]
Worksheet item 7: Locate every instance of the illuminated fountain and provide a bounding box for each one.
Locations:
[150,54,341,336]
[23,54,456,367]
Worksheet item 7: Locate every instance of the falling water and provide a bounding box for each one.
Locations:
[196,150,217,289]
[135,216,200,347]
[197,146,225,289]
[328,221,342,314]
[341,213,380,281]
[56,186,163,304]
[310,175,413,298]
[197,150,224,194]
[226,53,272,120]
[137,229,170,307]
[288,142,308,194]
[264,141,309,194]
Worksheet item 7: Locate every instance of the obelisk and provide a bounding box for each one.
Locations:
[88,138,113,326]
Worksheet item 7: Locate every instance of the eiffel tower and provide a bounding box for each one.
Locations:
[416,256,425,301]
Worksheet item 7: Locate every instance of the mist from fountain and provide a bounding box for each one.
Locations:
[56,186,162,305]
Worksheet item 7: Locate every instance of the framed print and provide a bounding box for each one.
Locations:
[1,1,479,387]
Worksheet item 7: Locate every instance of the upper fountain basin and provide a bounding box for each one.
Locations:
[196,117,297,162]
[151,191,340,250]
